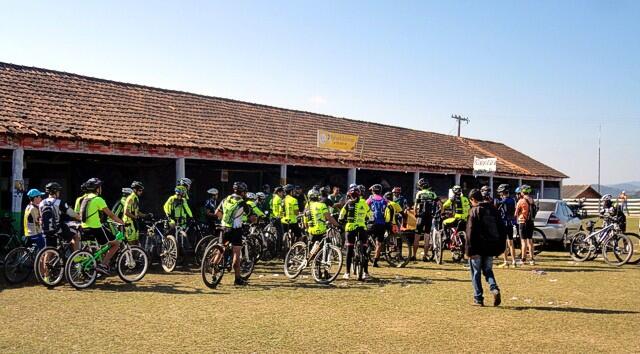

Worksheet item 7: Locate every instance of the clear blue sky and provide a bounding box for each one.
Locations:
[1,1,638,185]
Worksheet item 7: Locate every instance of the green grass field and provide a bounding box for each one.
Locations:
[1,251,638,353]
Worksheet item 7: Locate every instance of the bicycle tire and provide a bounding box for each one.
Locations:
[356,248,365,281]
[161,235,178,273]
[384,233,410,268]
[193,235,215,267]
[283,241,307,279]
[117,246,149,283]
[624,232,640,265]
[433,230,443,265]
[239,242,256,281]
[201,243,225,289]
[311,244,342,284]
[3,247,33,284]
[64,250,97,290]
[532,228,547,255]
[34,247,66,287]
[451,231,466,263]
[602,233,633,266]
[568,232,592,262]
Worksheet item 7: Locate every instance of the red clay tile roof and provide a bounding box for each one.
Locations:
[0,62,567,179]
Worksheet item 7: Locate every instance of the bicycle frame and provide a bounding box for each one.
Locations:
[77,230,127,271]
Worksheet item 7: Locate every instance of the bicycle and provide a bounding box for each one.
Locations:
[351,237,369,281]
[33,223,82,287]
[283,227,343,284]
[569,217,634,266]
[432,218,465,264]
[200,230,256,289]
[367,230,411,268]
[0,223,23,267]
[64,225,149,289]
[3,240,37,284]
[143,219,178,272]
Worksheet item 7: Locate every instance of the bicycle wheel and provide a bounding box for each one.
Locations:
[569,232,592,262]
[311,244,342,284]
[422,233,434,262]
[602,233,633,266]
[161,235,178,273]
[193,235,215,267]
[624,233,640,265]
[3,247,33,284]
[451,231,466,263]
[532,228,547,255]
[117,246,149,283]
[283,241,307,279]
[64,250,97,289]
[34,247,65,287]
[433,230,443,265]
[385,233,410,268]
[201,243,225,289]
[239,242,255,280]
[355,247,366,281]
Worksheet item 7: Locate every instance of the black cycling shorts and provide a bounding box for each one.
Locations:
[345,228,367,247]
[221,227,243,247]
[82,227,114,245]
[505,222,514,240]
[368,224,386,242]
[415,215,433,234]
[518,221,534,240]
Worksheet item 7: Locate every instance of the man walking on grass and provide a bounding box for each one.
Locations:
[466,189,507,307]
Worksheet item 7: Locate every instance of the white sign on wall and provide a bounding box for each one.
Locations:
[473,157,497,175]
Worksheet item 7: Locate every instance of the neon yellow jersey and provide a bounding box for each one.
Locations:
[339,199,370,232]
[271,194,283,218]
[80,193,108,229]
[442,196,470,220]
[74,194,87,214]
[163,195,193,224]
[281,195,299,225]
[122,193,139,225]
[305,201,329,236]
[385,200,402,225]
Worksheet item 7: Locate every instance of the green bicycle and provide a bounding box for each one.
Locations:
[64,226,148,289]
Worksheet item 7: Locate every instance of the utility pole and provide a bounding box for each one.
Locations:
[597,124,601,194]
[451,114,470,137]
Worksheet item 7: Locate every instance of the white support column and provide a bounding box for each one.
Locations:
[518,178,523,187]
[489,175,494,197]
[454,173,461,185]
[347,168,357,186]
[540,179,545,199]
[175,157,185,181]
[412,172,421,199]
[280,164,287,185]
[559,179,563,200]
[11,148,24,229]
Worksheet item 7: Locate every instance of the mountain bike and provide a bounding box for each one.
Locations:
[351,237,369,281]
[433,218,465,264]
[200,230,256,289]
[3,241,37,284]
[33,223,83,287]
[64,225,149,289]
[0,223,22,268]
[367,230,411,268]
[143,219,178,272]
[569,217,633,266]
[283,227,343,284]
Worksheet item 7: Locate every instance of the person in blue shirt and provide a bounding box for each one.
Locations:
[495,184,517,268]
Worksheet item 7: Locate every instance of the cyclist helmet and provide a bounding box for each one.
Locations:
[348,183,357,190]
[357,184,366,195]
[175,186,187,196]
[232,181,248,193]
[417,178,429,189]
[496,184,510,194]
[207,188,219,195]
[347,187,360,200]
[178,177,192,187]
[121,187,133,195]
[262,184,271,192]
[480,185,491,197]
[84,178,103,191]
[383,192,393,200]
[131,181,144,191]
[45,182,62,193]
[307,189,320,201]
[283,184,295,193]
[79,182,88,194]
[369,184,382,194]
[246,192,257,200]
[514,186,521,194]
[520,185,532,194]
[452,185,462,195]
[601,194,613,208]
[274,186,284,194]
[392,186,401,194]
[256,192,266,200]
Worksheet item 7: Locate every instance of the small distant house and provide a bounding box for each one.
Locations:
[562,185,602,199]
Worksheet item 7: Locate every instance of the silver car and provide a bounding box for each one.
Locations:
[534,199,582,244]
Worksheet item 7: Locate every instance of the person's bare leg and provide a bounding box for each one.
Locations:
[232,245,242,278]
[101,240,120,266]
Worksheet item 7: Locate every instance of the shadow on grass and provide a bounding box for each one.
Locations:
[92,280,229,295]
[503,306,638,315]
[518,267,623,273]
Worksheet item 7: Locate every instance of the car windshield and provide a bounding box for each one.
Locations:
[538,201,557,212]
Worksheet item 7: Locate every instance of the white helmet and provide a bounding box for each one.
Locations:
[246,192,257,200]
[207,188,219,195]
[256,192,266,199]
[121,187,133,195]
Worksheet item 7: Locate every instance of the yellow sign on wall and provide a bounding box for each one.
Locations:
[317,129,359,151]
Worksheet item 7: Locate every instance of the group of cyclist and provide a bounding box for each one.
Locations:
[21,173,544,286]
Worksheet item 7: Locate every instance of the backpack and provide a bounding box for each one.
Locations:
[80,195,98,223]
[479,205,506,256]
[40,198,61,234]
[369,197,387,225]
[415,191,435,217]
[526,199,538,222]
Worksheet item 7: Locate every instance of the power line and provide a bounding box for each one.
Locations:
[451,114,470,137]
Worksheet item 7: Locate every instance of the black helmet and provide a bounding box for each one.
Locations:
[496,184,510,194]
[262,184,271,193]
[383,192,393,200]
[45,182,62,193]
[131,181,144,191]
[274,186,284,193]
[84,178,103,191]
[284,184,295,193]
[347,187,360,199]
[369,184,382,193]
[232,181,247,193]
[79,182,88,193]
[357,184,366,195]
[418,178,429,189]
